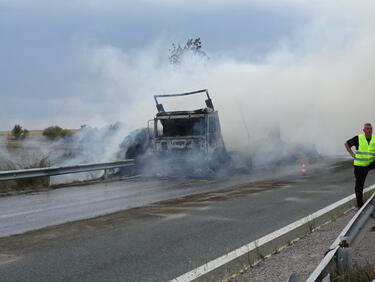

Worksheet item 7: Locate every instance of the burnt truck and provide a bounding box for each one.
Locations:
[118,89,232,176]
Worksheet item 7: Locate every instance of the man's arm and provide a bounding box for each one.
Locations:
[345,142,355,158]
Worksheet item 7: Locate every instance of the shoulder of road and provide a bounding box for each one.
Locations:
[231,208,375,281]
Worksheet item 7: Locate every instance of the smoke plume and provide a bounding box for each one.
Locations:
[82,2,375,157]
[2,1,375,181]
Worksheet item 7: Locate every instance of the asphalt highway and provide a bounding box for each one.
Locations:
[0,162,323,238]
[1,159,374,281]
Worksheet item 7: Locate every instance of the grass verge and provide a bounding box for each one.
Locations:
[0,157,50,194]
[333,263,375,281]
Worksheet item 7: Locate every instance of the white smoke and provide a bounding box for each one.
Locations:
[0,136,55,170]
[79,0,375,156]
[3,0,375,179]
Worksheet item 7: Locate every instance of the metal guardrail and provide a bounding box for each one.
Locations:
[291,192,375,281]
[0,160,135,181]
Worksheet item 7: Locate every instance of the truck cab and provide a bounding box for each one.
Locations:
[150,90,229,170]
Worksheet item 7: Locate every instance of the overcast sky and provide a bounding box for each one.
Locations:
[0,0,312,130]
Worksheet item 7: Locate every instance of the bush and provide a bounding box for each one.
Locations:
[43,126,71,140]
[10,124,29,140]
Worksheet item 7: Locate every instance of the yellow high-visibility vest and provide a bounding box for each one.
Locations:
[354,134,375,166]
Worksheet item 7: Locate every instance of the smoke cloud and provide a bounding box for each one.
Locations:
[80,0,375,156]
[2,0,375,177]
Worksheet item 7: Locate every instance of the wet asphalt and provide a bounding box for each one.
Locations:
[0,163,321,238]
[1,160,374,282]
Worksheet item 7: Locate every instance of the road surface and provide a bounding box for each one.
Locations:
[1,159,373,281]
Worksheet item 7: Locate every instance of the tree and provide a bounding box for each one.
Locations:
[10,124,29,140]
[43,126,71,140]
[23,129,29,138]
[169,38,209,65]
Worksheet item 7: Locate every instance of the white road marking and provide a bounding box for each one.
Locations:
[170,185,375,282]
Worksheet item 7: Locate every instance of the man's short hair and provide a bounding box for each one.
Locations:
[364,123,372,127]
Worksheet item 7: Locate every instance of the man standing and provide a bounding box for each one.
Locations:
[345,123,375,208]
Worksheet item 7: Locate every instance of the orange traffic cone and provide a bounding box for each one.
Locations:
[300,162,307,175]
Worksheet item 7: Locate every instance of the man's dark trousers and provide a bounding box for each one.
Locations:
[354,161,375,207]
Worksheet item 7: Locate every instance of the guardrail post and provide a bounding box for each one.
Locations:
[371,209,375,220]
[336,248,352,274]
[321,273,331,282]
[103,169,108,180]
[337,236,352,274]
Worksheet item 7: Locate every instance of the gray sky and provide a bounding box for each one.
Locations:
[0,0,310,130]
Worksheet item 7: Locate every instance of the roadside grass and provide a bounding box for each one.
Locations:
[0,157,50,194]
[0,129,79,194]
[333,263,375,281]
